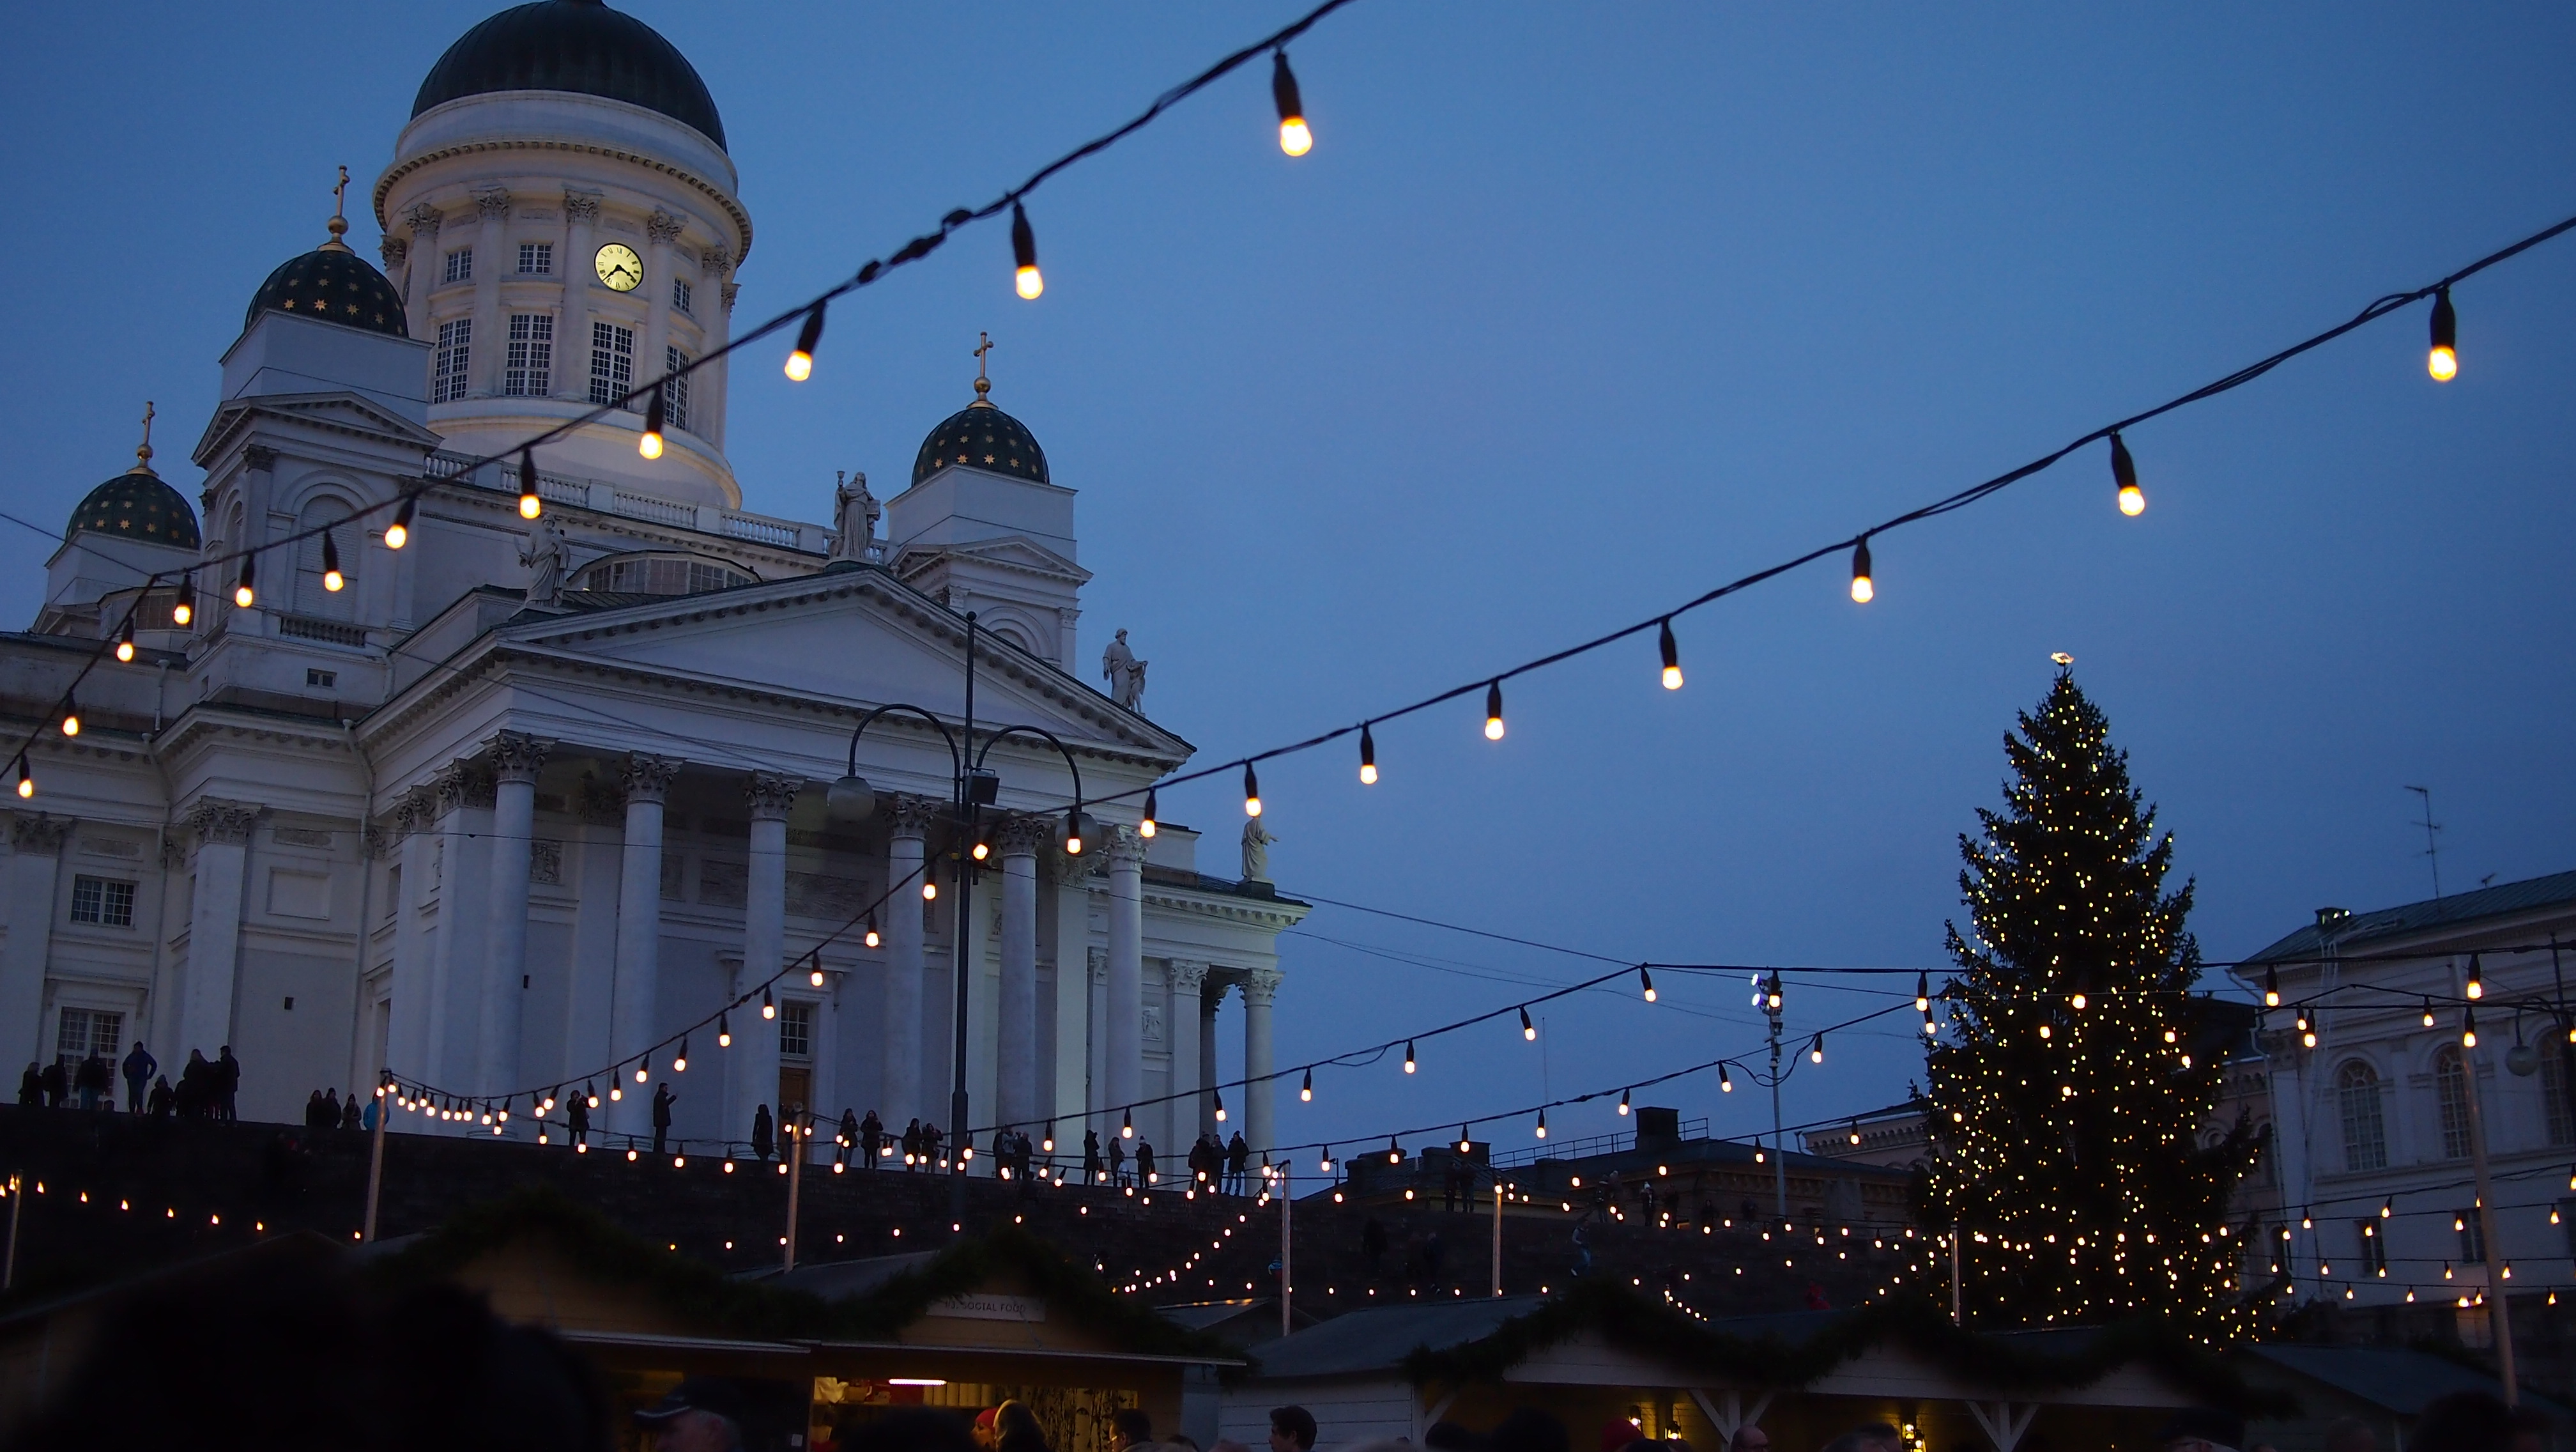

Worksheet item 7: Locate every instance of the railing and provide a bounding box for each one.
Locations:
[276,614,370,648]
[424,450,827,555]
[1489,1116,1713,1170]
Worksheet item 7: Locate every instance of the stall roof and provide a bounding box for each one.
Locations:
[2244,1344,2566,1418]
[1243,1296,1545,1380]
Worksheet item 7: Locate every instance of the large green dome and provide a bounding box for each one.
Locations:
[912,396,1050,489]
[245,246,410,338]
[70,467,200,551]
[415,0,726,150]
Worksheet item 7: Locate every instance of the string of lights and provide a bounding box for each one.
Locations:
[1,0,1367,797]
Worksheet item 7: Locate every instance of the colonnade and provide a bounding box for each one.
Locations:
[376,737,1285,1161]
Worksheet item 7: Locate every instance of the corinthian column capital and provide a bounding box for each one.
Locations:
[622,753,682,803]
[1239,968,1282,1009]
[744,771,802,821]
[488,730,551,785]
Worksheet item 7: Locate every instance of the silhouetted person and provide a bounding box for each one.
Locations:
[921,1122,943,1166]
[567,1091,590,1147]
[751,1103,774,1162]
[839,1108,861,1166]
[1084,1128,1105,1183]
[1137,1140,1156,1185]
[342,1093,364,1131]
[217,1045,241,1120]
[177,1049,210,1117]
[859,1109,883,1167]
[1108,1134,1126,1186]
[121,1040,155,1113]
[146,1074,173,1117]
[305,1090,330,1128]
[1109,1409,1154,1451]
[1227,1131,1250,1193]
[17,1062,39,1107]
[650,1084,675,1154]
[902,1117,924,1168]
[75,1050,109,1110]
[39,1058,66,1108]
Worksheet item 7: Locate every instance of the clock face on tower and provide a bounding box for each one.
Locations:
[594,243,644,292]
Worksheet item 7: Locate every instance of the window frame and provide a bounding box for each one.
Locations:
[504,312,555,398]
[433,319,473,403]
[588,322,635,407]
[664,345,691,433]
[2435,1045,2473,1161]
[2336,1059,2389,1171]
[779,1001,814,1061]
[69,874,135,928]
[441,247,473,285]
[516,241,554,275]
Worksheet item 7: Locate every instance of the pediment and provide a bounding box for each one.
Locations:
[194,390,442,465]
[500,568,1185,761]
[892,533,1089,587]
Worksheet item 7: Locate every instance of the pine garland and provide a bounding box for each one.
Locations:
[1917,672,2266,1339]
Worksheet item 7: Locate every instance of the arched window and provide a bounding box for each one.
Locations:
[2337,1060,2387,1171]
[2542,1039,2575,1147]
[2434,1046,2472,1160]
[291,494,359,621]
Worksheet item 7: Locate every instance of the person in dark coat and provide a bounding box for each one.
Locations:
[921,1122,943,1167]
[1084,1128,1105,1184]
[146,1074,173,1117]
[1136,1140,1157,1186]
[566,1090,590,1148]
[838,1108,861,1168]
[650,1084,675,1154]
[859,1109,882,1168]
[1227,1132,1250,1194]
[751,1104,773,1162]
[901,1117,923,1168]
[120,1042,155,1113]
[323,1088,342,1127]
[341,1093,363,1131]
[17,1063,39,1108]
[304,1090,329,1129]
[215,1046,241,1120]
[39,1059,66,1109]
[75,1051,110,1111]
[1107,1134,1126,1186]
[177,1049,210,1117]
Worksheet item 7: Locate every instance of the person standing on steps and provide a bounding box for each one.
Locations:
[651,1083,676,1154]
[121,1041,155,1114]
[567,1089,590,1148]
[1084,1128,1105,1184]
[901,1117,923,1169]
[215,1046,241,1120]
[859,1109,882,1168]
[839,1108,861,1168]
[1227,1132,1250,1194]
[751,1104,774,1162]
[1107,1134,1126,1187]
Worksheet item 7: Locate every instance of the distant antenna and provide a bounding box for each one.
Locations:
[2405,785,2442,899]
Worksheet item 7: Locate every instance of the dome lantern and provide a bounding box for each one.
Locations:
[912,336,1050,488]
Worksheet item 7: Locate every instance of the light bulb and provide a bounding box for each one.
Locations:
[2465,954,2483,999]
[1273,51,1311,157]
[234,557,256,610]
[762,987,776,1020]
[321,529,344,592]
[518,448,542,519]
[386,497,414,551]
[1359,723,1377,784]
[1012,202,1044,299]
[1243,762,1262,817]
[171,580,193,626]
[1535,1110,1547,1139]
[16,759,33,799]
[1659,619,1683,690]
[717,1013,732,1048]
[811,967,825,987]
[786,305,825,382]
[2264,968,2280,1008]
[1915,973,1930,1013]
[639,387,666,459]
[59,702,79,738]
[2110,432,2143,516]
[1618,1089,1630,1116]
[1140,788,1158,838]
[1641,966,1657,1003]
[972,840,990,861]
[1850,536,1874,603]
[1404,1040,1416,1073]
[2428,286,2457,382]
[923,874,938,901]
[1520,1007,1536,1041]
[634,1062,648,1083]
[1810,1033,1825,1064]
[1484,681,1505,740]
[1301,1068,1314,1101]
[672,1039,688,1072]
[864,918,881,949]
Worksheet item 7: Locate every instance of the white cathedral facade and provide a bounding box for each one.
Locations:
[2,0,1305,1157]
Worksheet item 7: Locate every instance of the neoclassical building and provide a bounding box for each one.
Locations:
[0,0,1305,1157]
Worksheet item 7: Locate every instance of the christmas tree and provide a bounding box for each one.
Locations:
[1919,670,2262,1338]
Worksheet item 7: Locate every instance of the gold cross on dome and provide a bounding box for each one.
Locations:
[973,332,995,398]
[323,164,353,251]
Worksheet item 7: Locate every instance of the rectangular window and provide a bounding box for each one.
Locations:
[2356,1220,2387,1276]
[779,1001,813,1060]
[516,242,553,275]
[433,319,472,403]
[504,313,553,396]
[2437,1049,2473,1160]
[54,1008,121,1066]
[665,346,691,433]
[305,668,337,689]
[588,322,634,406]
[441,247,472,284]
[2543,1042,2576,1147]
[70,876,135,928]
[671,277,694,315]
[2458,1209,2486,1263]
[2338,1066,2388,1172]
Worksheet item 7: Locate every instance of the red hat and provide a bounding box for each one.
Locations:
[976,1409,1000,1431]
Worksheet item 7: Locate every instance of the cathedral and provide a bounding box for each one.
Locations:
[3,0,1304,1157]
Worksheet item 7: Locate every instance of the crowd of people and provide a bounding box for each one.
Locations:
[15,1040,241,1119]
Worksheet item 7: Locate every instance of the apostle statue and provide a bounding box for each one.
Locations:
[829,470,881,562]
[1241,817,1277,884]
[520,516,569,607]
[1102,628,1148,711]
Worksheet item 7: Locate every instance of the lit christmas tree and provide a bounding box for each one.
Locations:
[1919,670,2262,1338]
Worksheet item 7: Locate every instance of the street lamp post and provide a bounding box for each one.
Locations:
[830,612,1091,1222]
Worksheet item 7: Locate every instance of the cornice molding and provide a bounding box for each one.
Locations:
[374,137,753,267]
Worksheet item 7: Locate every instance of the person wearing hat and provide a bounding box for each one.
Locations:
[636,1376,751,1452]
[2154,1409,2244,1452]
[974,1407,1000,1449]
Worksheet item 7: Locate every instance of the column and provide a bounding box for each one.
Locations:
[558,779,625,1097]
[479,733,548,1095]
[608,753,678,1136]
[559,192,601,403]
[1242,968,1282,1160]
[699,247,734,449]
[1166,961,1208,1159]
[881,798,934,1127]
[468,190,512,396]
[738,771,799,1143]
[642,210,684,410]
[424,764,493,1095]
[1087,948,1108,1141]
[1105,829,1145,1135]
[401,205,442,337]
[997,817,1044,1132]
[1049,854,1092,1135]
[0,815,71,1064]
[180,801,257,1062]
[1200,978,1225,1140]
[383,791,436,1093]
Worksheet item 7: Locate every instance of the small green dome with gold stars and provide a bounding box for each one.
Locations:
[912,384,1050,490]
[245,240,409,339]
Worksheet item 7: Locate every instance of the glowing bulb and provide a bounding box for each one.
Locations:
[323,566,344,592]
[1641,967,1657,1003]
[786,305,825,382]
[15,760,33,799]
[1140,788,1158,839]
[59,706,79,738]
[234,555,256,609]
[2264,968,2280,1008]
[762,987,776,1021]
[2465,954,2483,999]
[2428,287,2457,381]
[639,386,666,459]
[923,875,938,901]
[1301,1068,1314,1102]
[972,840,990,861]
[1243,761,1262,817]
[1850,536,1874,603]
[1280,118,1312,156]
[1359,723,1378,784]
[1404,1040,1416,1073]
[717,1013,732,1048]
[171,583,192,626]
[2110,432,2144,516]
[1271,49,1312,157]
[1484,681,1505,740]
[1011,202,1044,299]
[864,920,881,949]
[1520,1007,1536,1040]
[386,497,414,551]
[811,968,826,987]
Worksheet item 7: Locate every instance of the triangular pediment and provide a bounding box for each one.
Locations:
[892,534,1089,588]
[497,567,1186,761]
[194,390,441,465]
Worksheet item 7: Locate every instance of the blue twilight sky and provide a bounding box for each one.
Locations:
[4,3,2573,1156]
